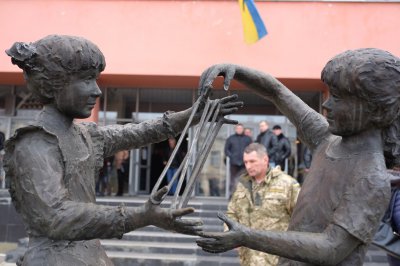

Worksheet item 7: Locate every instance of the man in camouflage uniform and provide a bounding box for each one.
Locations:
[226,143,300,266]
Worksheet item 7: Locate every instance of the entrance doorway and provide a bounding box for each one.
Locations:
[128,111,189,195]
[97,87,322,197]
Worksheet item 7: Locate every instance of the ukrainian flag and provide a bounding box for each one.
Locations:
[239,0,267,44]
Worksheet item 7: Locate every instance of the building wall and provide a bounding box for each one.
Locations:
[0,0,399,91]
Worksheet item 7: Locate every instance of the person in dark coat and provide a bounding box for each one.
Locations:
[256,121,278,167]
[224,124,252,195]
[385,169,400,265]
[272,125,291,171]
[163,137,185,195]
[303,147,312,170]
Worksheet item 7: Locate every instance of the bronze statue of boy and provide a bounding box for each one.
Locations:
[196,48,400,265]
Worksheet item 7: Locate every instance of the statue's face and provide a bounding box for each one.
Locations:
[322,89,370,136]
[54,70,102,118]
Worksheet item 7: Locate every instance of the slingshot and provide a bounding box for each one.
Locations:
[150,95,235,209]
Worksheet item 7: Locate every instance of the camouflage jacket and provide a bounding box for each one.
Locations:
[227,166,300,266]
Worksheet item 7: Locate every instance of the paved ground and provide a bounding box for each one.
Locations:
[0,244,390,266]
[0,243,17,253]
[0,243,17,265]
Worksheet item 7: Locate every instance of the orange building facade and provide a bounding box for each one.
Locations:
[0,0,399,196]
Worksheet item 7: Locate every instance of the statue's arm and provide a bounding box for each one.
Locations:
[98,94,242,157]
[198,218,360,265]
[242,224,360,265]
[98,109,193,157]
[11,132,199,240]
[198,170,389,264]
[200,64,330,150]
[238,66,329,150]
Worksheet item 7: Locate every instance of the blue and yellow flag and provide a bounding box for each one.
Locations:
[239,0,267,44]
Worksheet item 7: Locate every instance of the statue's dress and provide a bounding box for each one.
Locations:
[4,107,183,266]
[277,110,391,265]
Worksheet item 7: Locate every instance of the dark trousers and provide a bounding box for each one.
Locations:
[229,164,245,196]
[167,167,178,195]
[276,160,286,171]
[116,169,125,196]
[388,255,400,266]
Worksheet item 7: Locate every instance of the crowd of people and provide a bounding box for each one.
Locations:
[225,120,295,198]
[95,119,305,198]
[224,123,300,265]
[226,143,300,265]
[95,151,130,197]
[95,136,187,197]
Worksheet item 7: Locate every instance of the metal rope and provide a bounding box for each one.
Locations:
[150,96,232,208]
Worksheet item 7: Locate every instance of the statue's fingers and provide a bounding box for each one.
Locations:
[150,186,168,204]
[223,70,235,91]
[175,225,204,235]
[197,231,223,239]
[201,247,222,254]
[196,238,217,246]
[171,207,195,218]
[217,212,235,229]
[198,66,220,96]
[198,67,213,94]
[219,108,239,116]
[196,239,225,253]
[184,225,203,232]
[202,85,212,99]
[221,101,243,109]
[222,118,238,125]
[173,218,203,227]
[219,94,238,104]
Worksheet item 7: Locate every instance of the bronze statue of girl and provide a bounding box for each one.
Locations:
[4,34,242,266]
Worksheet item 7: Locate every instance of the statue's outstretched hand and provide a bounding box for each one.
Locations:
[217,94,243,117]
[198,64,237,97]
[195,94,243,126]
[146,186,203,235]
[196,212,249,253]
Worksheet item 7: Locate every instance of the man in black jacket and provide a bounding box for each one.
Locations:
[272,125,291,171]
[225,124,252,195]
[256,121,278,167]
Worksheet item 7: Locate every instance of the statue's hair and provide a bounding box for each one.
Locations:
[5,35,106,104]
[321,48,400,168]
[244,143,268,157]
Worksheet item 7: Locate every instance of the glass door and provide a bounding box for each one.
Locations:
[130,144,152,195]
[129,112,163,195]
